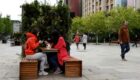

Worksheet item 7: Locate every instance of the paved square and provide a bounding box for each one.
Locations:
[0,41,140,80]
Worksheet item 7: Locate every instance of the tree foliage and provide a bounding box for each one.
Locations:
[0,15,12,37]
[72,7,140,42]
[22,0,71,40]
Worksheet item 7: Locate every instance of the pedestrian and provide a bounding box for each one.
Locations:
[132,34,138,47]
[24,28,48,75]
[82,33,88,50]
[118,21,130,61]
[74,33,80,50]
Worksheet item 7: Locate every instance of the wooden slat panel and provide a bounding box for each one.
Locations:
[64,56,82,77]
[20,58,38,80]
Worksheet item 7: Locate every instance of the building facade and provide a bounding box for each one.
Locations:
[82,0,140,16]
[114,0,127,7]
[127,0,140,10]
[12,20,21,33]
[82,0,115,16]
[64,0,82,17]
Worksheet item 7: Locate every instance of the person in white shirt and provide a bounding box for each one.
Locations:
[82,33,88,50]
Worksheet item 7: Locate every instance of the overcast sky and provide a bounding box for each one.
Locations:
[0,0,57,20]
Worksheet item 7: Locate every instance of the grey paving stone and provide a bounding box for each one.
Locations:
[0,42,140,80]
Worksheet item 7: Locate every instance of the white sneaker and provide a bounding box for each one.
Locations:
[39,71,48,76]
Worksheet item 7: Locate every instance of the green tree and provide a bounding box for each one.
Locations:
[22,0,40,32]
[71,17,82,33]
[22,0,71,40]
[0,15,12,37]
[107,7,140,41]
[87,12,106,44]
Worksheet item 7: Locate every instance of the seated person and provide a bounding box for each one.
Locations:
[51,30,69,74]
[24,28,48,76]
[43,39,58,73]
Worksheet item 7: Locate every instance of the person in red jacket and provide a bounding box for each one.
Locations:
[51,30,69,74]
[24,28,48,75]
[74,33,80,50]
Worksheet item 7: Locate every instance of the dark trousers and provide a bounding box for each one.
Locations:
[83,43,86,50]
[132,41,137,47]
[76,43,79,49]
[47,53,64,72]
[47,53,59,71]
[120,43,130,59]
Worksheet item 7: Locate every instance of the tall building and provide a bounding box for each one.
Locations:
[115,0,127,7]
[64,0,82,17]
[82,0,140,16]
[127,0,140,10]
[12,20,21,33]
[82,0,115,16]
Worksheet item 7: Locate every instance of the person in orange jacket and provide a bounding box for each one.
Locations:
[24,28,48,75]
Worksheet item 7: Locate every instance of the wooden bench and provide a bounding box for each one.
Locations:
[64,56,82,77]
[20,58,38,80]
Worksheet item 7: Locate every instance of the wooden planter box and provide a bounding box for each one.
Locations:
[20,58,38,80]
[64,57,82,77]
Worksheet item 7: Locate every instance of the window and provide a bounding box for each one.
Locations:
[106,0,109,3]
[99,1,101,6]
[106,6,109,11]
[96,2,98,6]
[111,4,113,9]
[122,0,127,7]
[99,7,102,11]
[110,0,113,3]
[92,5,94,9]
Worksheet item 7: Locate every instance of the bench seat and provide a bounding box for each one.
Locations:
[20,58,38,80]
[64,56,82,77]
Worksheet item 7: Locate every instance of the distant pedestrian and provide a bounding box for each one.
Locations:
[82,33,88,50]
[74,33,80,50]
[132,34,138,47]
[118,21,130,61]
